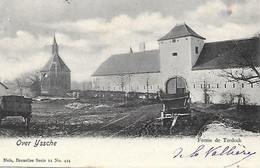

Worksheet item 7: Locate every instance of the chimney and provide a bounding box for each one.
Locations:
[139,42,145,52]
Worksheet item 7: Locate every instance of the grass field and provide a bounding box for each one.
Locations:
[0,98,259,137]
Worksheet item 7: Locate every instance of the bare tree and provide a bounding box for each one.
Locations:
[10,71,41,96]
[219,37,260,84]
[114,75,129,92]
[92,78,100,90]
[138,73,158,93]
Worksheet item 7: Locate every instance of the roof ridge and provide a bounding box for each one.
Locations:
[206,36,258,44]
[111,49,159,56]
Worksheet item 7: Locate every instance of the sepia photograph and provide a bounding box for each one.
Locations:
[0,0,259,167]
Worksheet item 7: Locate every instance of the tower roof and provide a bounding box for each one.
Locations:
[158,24,205,41]
[41,37,70,72]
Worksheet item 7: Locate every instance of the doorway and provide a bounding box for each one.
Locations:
[166,77,187,94]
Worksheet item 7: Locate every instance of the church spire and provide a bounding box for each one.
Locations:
[52,35,59,54]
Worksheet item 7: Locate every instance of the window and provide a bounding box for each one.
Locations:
[208,84,210,88]
[195,47,199,54]
[233,84,235,88]
[137,86,139,90]
[114,87,115,90]
[217,84,219,88]
[144,86,146,89]
[194,84,196,89]
[172,39,176,43]
[172,52,177,56]
[150,86,152,89]
[242,83,244,88]
[157,85,160,89]
[201,84,203,88]
[224,84,227,88]
[251,83,254,88]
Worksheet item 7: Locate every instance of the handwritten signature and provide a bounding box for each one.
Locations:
[173,144,256,167]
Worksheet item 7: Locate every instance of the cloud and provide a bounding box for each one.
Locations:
[0,0,259,82]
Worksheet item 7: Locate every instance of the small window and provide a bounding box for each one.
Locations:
[195,47,199,54]
[172,52,177,56]
[208,84,210,88]
[157,85,160,89]
[233,84,235,88]
[251,83,254,88]
[242,83,244,88]
[224,84,227,88]
[217,84,219,88]
[194,84,196,89]
[144,86,146,89]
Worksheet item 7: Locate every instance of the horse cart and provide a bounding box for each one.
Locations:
[0,96,32,129]
[157,91,193,133]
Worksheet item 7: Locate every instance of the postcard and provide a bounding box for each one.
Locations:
[0,0,260,167]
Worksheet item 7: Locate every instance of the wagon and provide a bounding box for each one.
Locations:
[0,95,32,129]
[157,91,192,133]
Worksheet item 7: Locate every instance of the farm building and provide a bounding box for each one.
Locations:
[92,24,260,105]
[40,36,71,96]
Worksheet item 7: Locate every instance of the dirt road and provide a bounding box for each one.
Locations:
[0,100,259,137]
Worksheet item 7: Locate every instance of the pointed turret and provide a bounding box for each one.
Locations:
[52,35,59,54]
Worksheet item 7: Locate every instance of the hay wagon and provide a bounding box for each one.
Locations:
[157,91,193,133]
[0,96,32,128]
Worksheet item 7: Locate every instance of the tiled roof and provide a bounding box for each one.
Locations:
[41,53,71,72]
[92,50,160,76]
[158,24,205,41]
[192,37,260,70]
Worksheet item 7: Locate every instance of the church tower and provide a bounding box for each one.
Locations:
[40,36,71,96]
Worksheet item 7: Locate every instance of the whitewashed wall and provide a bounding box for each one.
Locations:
[92,72,161,93]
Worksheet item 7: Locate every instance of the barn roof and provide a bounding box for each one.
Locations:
[92,50,160,76]
[158,24,205,41]
[192,37,260,70]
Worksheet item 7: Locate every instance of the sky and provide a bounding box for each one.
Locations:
[0,0,259,82]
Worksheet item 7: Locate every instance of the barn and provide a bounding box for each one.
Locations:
[92,24,260,104]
